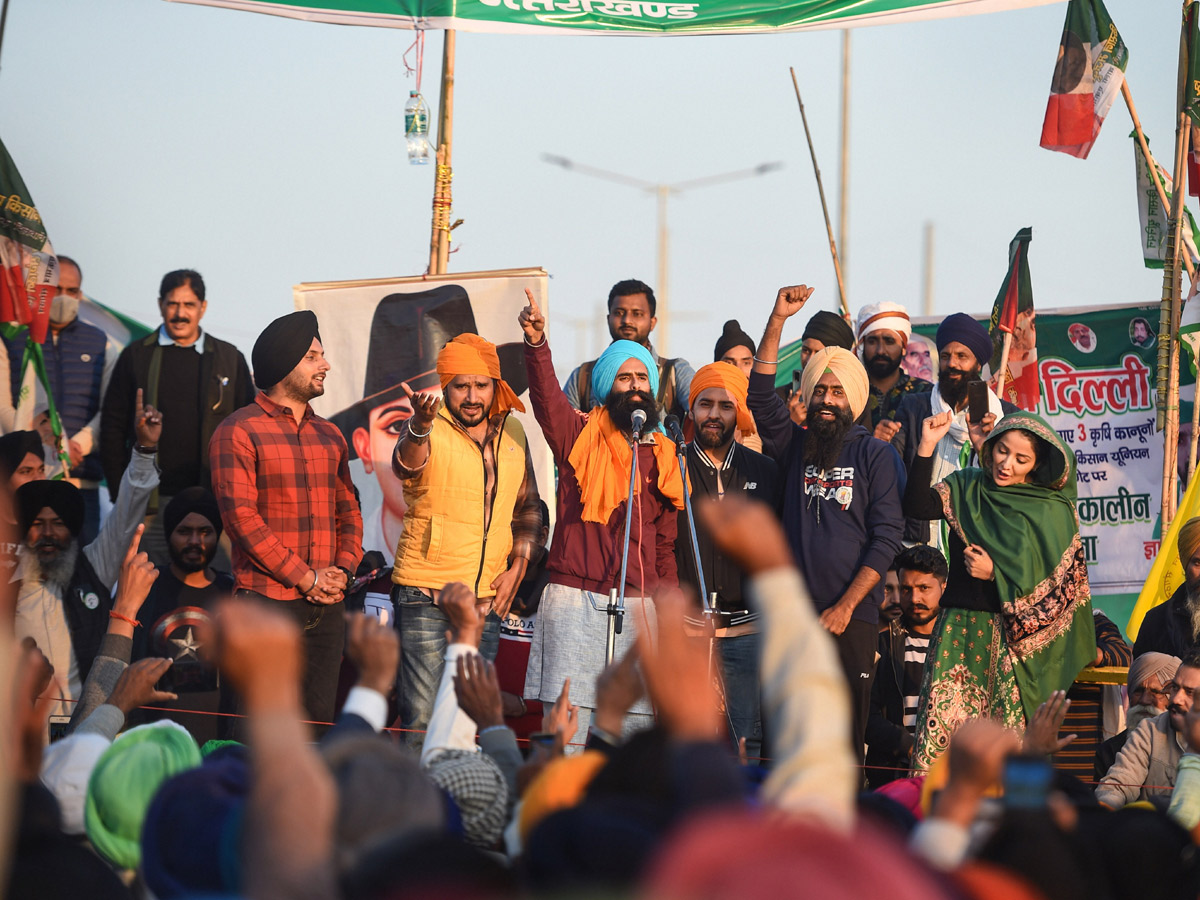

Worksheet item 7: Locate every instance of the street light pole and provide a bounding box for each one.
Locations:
[543,154,783,356]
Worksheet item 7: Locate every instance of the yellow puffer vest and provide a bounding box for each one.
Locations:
[392,408,527,597]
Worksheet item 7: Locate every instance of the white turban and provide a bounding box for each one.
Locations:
[856,302,912,346]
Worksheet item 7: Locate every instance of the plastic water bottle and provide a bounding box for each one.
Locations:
[405,91,432,165]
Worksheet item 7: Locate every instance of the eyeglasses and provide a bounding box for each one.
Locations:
[1132,684,1172,700]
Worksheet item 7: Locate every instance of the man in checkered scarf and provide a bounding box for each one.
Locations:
[423,748,509,848]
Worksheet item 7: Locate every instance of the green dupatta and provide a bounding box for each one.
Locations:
[934,411,1096,722]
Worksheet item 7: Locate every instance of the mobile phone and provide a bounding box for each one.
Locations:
[791,368,802,396]
[1003,755,1053,809]
[528,732,556,751]
[48,715,71,743]
[967,380,989,424]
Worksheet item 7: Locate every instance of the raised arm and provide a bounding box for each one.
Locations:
[746,286,814,463]
[902,411,954,521]
[519,288,585,460]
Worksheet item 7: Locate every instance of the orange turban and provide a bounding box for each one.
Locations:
[1179,516,1200,565]
[689,362,755,436]
[435,333,525,415]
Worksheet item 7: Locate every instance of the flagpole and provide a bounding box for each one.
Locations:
[790,67,851,321]
[1164,118,1190,529]
[1124,78,1196,281]
[428,29,456,276]
[995,331,1013,400]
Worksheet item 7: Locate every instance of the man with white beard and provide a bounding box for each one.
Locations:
[1136,518,1200,659]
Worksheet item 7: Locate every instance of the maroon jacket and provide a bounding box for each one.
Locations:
[524,337,679,596]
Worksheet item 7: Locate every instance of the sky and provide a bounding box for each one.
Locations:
[0,0,1189,377]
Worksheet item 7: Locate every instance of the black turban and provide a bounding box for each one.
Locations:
[162,487,223,540]
[801,311,855,351]
[17,479,84,537]
[0,431,43,480]
[713,319,756,362]
[252,310,322,391]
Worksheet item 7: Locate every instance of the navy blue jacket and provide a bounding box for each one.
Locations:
[4,320,107,482]
[747,370,905,623]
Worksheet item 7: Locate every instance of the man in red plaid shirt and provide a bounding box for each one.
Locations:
[210,310,363,726]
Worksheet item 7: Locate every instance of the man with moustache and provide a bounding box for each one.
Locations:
[1135,518,1200,659]
[893,313,1012,549]
[855,301,932,443]
[1096,651,1200,808]
[748,285,904,763]
[564,279,695,424]
[101,269,254,564]
[210,310,363,727]
[865,545,945,788]
[1098,652,1180,778]
[520,289,684,738]
[389,333,542,749]
[674,361,778,758]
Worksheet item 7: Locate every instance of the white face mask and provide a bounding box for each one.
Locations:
[49,293,80,326]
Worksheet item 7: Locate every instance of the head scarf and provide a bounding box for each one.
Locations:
[163,486,223,541]
[798,347,870,420]
[435,333,525,415]
[252,310,321,390]
[588,340,658,409]
[713,319,756,361]
[689,362,755,436]
[0,430,42,480]
[1179,517,1200,565]
[801,310,855,351]
[936,312,993,369]
[16,479,84,536]
[518,751,608,844]
[938,412,1095,720]
[423,749,509,849]
[856,302,912,344]
[1127,652,1180,693]
[85,721,202,870]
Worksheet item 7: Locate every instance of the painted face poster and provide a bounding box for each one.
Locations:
[294,268,552,564]
[914,302,1163,597]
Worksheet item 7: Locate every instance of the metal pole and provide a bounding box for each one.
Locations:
[606,444,640,666]
[428,29,456,275]
[922,222,935,316]
[656,185,670,356]
[839,30,851,298]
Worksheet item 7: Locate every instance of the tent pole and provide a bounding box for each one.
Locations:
[428,29,456,275]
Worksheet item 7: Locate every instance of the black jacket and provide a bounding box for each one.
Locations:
[1133,584,1197,658]
[865,620,917,788]
[100,331,253,499]
[674,440,779,615]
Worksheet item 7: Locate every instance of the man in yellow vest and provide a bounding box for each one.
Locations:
[392,333,543,750]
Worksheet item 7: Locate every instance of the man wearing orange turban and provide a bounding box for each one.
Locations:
[747,285,905,765]
[677,361,779,757]
[1134,516,1200,659]
[389,332,543,751]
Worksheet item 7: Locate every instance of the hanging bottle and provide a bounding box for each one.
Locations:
[405,91,432,165]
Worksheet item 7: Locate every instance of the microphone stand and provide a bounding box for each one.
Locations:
[606,428,642,667]
[671,431,717,682]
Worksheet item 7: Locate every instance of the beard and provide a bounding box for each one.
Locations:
[937,364,981,408]
[169,541,217,574]
[865,353,902,380]
[606,389,660,436]
[803,403,854,473]
[28,537,80,589]
[1126,703,1161,733]
[1186,585,1200,642]
[694,416,735,451]
[450,399,489,429]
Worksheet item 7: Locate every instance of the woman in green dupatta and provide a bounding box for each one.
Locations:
[904,408,1096,773]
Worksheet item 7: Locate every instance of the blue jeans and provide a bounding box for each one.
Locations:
[718,631,762,760]
[393,584,500,751]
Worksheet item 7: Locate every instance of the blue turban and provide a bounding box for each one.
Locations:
[936,313,993,369]
[589,340,658,407]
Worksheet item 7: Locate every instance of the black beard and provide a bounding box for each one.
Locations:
[865,354,902,380]
[937,365,980,408]
[169,544,217,574]
[803,404,853,472]
[694,418,735,451]
[29,538,80,589]
[606,389,659,435]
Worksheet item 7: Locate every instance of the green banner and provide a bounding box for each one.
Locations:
[168,0,1066,35]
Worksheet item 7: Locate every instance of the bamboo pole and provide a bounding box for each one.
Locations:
[1163,116,1190,529]
[838,31,850,299]
[428,29,456,275]
[995,331,1014,403]
[1124,78,1196,281]
[789,67,850,320]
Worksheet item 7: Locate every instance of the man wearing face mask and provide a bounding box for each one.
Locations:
[1,256,113,545]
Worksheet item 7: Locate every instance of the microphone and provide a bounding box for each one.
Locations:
[630,408,647,441]
[664,414,686,448]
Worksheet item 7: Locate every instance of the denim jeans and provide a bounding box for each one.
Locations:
[718,632,763,760]
[393,584,500,752]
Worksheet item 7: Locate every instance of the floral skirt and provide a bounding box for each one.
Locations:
[910,608,1026,774]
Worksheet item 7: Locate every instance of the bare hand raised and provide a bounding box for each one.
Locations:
[917,410,955,455]
[113,524,159,620]
[771,285,815,320]
[400,382,441,429]
[135,388,163,448]
[519,288,546,344]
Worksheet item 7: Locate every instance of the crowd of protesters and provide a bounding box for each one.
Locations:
[3,267,1200,900]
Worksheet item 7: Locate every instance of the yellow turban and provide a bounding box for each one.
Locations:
[689,362,755,436]
[435,333,525,415]
[799,346,869,420]
[1179,516,1200,565]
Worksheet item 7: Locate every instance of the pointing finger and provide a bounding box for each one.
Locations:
[124,523,145,566]
[524,288,541,315]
